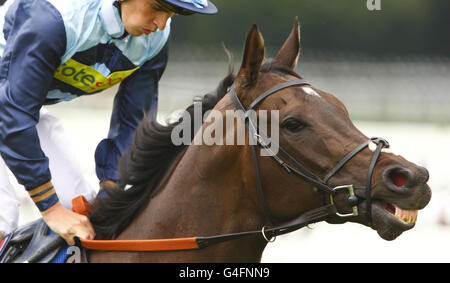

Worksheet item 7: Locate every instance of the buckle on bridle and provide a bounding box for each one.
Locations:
[330,185,359,218]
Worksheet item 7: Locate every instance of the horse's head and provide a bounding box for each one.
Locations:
[228,18,431,241]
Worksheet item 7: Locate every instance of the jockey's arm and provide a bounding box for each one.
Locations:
[0,1,95,244]
[94,41,169,184]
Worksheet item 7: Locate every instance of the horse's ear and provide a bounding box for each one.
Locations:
[236,24,265,87]
[275,17,300,70]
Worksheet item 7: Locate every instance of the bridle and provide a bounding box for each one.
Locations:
[229,78,390,229]
[73,78,390,256]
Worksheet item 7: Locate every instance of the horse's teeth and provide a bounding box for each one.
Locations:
[394,205,418,224]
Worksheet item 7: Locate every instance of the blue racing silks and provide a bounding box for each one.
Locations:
[0,0,170,211]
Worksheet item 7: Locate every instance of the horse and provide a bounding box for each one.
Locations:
[87,18,431,263]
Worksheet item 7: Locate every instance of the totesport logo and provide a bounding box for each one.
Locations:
[54,59,139,93]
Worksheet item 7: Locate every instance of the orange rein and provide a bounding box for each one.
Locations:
[78,237,200,252]
[71,195,336,252]
[71,195,201,252]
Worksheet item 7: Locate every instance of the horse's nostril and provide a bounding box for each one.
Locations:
[388,169,409,187]
[386,166,429,188]
[391,173,407,187]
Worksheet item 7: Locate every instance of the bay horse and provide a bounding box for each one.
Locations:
[88,19,431,262]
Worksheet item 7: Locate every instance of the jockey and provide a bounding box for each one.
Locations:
[0,0,217,245]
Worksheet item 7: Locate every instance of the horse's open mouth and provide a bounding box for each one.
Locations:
[372,199,417,240]
[377,200,418,225]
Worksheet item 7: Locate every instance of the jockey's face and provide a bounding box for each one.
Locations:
[121,0,174,36]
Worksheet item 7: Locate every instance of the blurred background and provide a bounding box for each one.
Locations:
[11,0,450,262]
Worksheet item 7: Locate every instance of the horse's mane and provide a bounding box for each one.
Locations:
[89,58,296,240]
[90,68,235,240]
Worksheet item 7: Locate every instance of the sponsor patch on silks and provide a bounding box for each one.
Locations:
[54,59,139,93]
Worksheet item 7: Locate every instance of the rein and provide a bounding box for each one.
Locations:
[76,79,389,253]
[76,204,337,252]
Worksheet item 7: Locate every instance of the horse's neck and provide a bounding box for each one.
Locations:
[117,144,268,261]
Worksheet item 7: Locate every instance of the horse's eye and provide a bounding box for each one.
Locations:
[281,118,304,133]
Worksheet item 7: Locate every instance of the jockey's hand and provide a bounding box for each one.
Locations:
[41,201,95,245]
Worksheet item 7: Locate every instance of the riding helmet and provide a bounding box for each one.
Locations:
[157,0,218,15]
